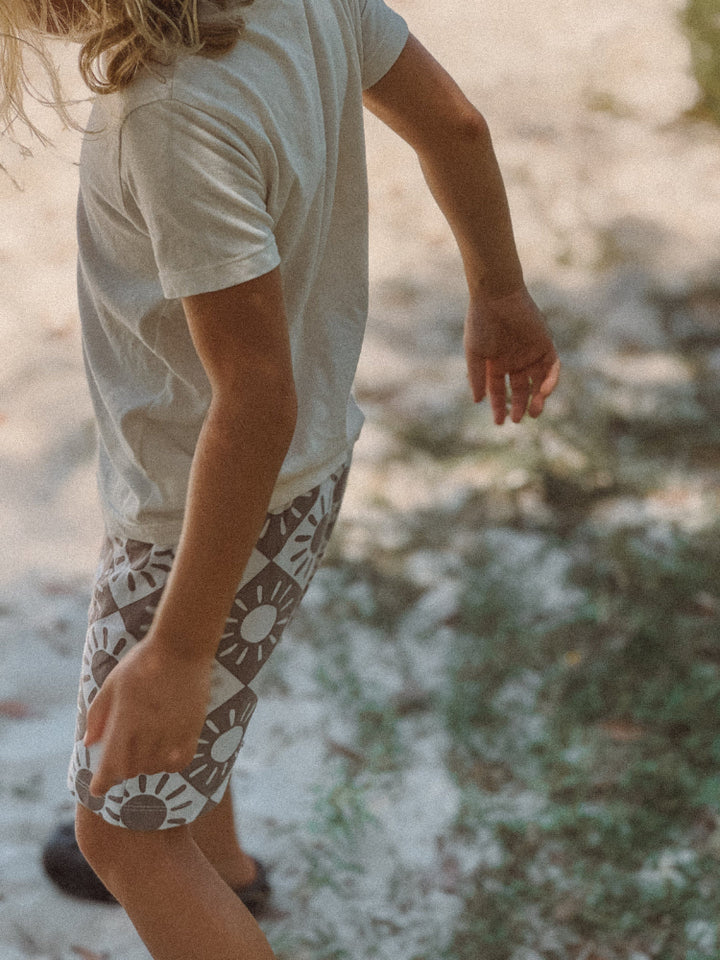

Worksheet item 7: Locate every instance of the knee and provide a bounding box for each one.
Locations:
[75,803,150,891]
[75,803,191,895]
[75,803,119,880]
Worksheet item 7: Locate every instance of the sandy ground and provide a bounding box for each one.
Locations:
[1,0,718,957]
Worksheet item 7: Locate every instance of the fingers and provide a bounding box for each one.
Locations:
[485,354,560,424]
[85,689,119,795]
[486,362,508,424]
[86,727,197,797]
[88,743,185,797]
[84,689,108,748]
[86,705,124,796]
[87,734,162,797]
[90,744,123,797]
[466,353,486,403]
[465,291,560,421]
[508,370,531,423]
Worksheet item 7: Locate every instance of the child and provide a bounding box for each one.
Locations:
[5,0,559,957]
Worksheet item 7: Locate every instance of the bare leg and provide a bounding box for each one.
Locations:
[190,785,258,888]
[76,804,275,960]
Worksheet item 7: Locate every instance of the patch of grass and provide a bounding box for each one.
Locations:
[683,0,720,125]
[536,368,720,524]
[307,560,425,636]
[397,418,478,460]
[448,873,547,960]
[10,772,44,801]
[584,89,636,118]
[299,762,379,896]
[547,530,720,745]
[356,701,405,772]
[300,557,428,778]
[286,305,720,957]
[443,524,720,960]
[315,652,413,775]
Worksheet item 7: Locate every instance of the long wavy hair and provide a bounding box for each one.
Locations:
[1,0,66,141]
[1,0,252,139]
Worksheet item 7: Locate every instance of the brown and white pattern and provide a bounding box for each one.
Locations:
[68,460,349,830]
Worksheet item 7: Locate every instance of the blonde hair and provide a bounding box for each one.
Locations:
[1,0,252,140]
[0,0,68,142]
[77,0,254,94]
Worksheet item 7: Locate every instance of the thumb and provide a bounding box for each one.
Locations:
[84,688,110,747]
[529,357,561,418]
[537,356,561,402]
[89,749,115,798]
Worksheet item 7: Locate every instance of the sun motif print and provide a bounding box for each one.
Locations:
[110,540,174,592]
[217,564,302,685]
[107,772,207,830]
[83,625,127,691]
[183,686,258,797]
[75,622,129,742]
[68,462,350,830]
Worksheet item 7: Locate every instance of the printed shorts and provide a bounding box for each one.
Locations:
[68,460,349,831]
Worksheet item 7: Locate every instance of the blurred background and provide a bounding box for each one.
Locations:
[1,1,719,958]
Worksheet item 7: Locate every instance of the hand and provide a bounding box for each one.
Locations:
[84,641,212,797]
[464,287,560,424]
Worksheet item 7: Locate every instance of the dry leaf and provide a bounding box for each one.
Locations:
[324,738,365,764]
[71,947,107,960]
[599,720,644,742]
[0,700,34,719]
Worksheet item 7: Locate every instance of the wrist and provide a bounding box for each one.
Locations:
[467,266,525,302]
[144,626,219,667]
[469,283,531,314]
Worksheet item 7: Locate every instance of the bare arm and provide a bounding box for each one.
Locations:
[85,269,297,793]
[364,35,559,423]
[150,268,297,661]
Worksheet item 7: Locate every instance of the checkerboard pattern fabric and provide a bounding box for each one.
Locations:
[68,461,349,830]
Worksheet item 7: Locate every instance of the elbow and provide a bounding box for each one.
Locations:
[413,105,490,160]
[452,108,491,146]
[210,370,298,458]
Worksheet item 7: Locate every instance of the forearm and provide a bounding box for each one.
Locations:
[146,385,297,663]
[417,113,524,299]
[364,35,524,299]
[83,273,299,789]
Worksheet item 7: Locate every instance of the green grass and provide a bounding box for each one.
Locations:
[268,190,720,959]
[272,476,719,958]
[683,0,720,125]
[442,520,720,960]
[286,353,720,956]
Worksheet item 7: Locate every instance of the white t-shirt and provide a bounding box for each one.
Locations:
[77,0,408,543]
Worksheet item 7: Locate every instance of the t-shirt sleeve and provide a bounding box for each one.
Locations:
[358,0,409,89]
[119,99,280,300]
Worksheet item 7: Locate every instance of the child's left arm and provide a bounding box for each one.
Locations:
[364,34,560,424]
[84,268,298,796]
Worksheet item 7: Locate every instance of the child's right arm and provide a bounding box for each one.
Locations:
[363,34,560,424]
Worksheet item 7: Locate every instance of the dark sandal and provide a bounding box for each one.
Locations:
[232,857,271,917]
[42,821,272,915]
[42,822,117,903]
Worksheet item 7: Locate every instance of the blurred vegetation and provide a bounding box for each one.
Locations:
[271,41,720,946]
[438,281,720,956]
[445,527,720,960]
[683,0,720,123]
[280,274,720,956]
